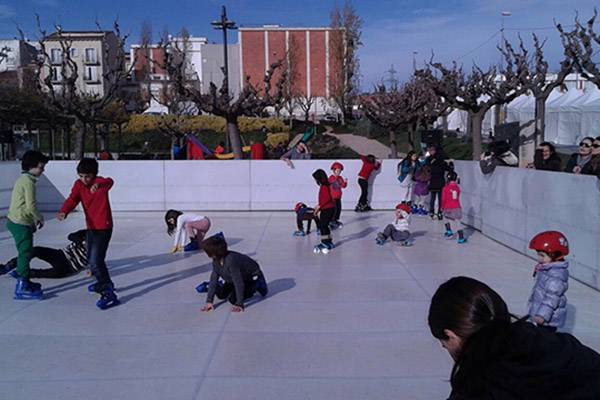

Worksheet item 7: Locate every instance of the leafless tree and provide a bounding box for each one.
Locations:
[418,43,528,159]
[557,10,600,87]
[22,16,137,159]
[162,35,286,159]
[295,91,317,122]
[330,0,363,125]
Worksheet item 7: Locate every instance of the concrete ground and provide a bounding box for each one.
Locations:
[1,211,599,400]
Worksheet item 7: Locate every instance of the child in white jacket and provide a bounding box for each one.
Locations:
[375,203,411,246]
[165,209,211,253]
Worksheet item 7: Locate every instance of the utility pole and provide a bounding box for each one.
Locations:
[211,5,237,153]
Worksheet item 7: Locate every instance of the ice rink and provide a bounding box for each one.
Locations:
[1,211,599,400]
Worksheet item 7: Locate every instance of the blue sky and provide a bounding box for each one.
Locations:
[2,0,599,90]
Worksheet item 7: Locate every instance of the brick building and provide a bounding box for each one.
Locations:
[238,25,342,119]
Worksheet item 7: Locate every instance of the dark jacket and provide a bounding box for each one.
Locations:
[206,251,261,307]
[564,153,592,173]
[448,320,600,400]
[581,156,600,178]
[427,155,452,190]
[534,149,562,171]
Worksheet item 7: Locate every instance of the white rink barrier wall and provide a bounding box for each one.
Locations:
[1,159,598,290]
[454,160,600,291]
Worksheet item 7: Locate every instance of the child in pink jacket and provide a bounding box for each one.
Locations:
[441,171,466,243]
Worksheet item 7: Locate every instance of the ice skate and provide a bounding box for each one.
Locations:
[410,204,418,214]
[96,283,120,310]
[313,243,331,254]
[444,230,454,239]
[375,233,386,246]
[252,274,268,297]
[457,237,468,244]
[399,239,413,247]
[211,231,225,240]
[184,239,199,252]
[14,277,43,300]
[293,230,306,237]
[196,280,223,293]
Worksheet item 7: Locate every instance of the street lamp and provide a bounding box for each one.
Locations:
[501,11,511,45]
[211,6,237,153]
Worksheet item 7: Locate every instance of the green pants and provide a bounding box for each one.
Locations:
[6,219,33,279]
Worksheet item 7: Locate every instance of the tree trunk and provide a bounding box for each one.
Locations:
[466,113,473,140]
[407,124,415,152]
[388,128,397,159]
[74,119,86,160]
[534,97,546,147]
[471,111,485,160]
[441,114,448,131]
[171,138,176,160]
[227,115,243,160]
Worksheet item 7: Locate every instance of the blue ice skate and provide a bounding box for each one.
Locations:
[457,237,468,244]
[293,230,306,237]
[212,231,225,240]
[410,204,418,214]
[375,233,386,246]
[400,238,413,247]
[334,221,343,228]
[316,229,321,235]
[9,269,19,279]
[0,261,16,276]
[14,277,43,300]
[96,284,120,310]
[417,206,427,215]
[184,239,199,252]
[444,230,454,239]
[195,280,223,293]
[313,243,331,254]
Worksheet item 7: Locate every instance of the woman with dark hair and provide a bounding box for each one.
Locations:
[581,136,600,179]
[534,141,562,171]
[565,136,594,173]
[397,151,420,206]
[312,169,335,253]
[479,140,518,174]
[429,276,600,399]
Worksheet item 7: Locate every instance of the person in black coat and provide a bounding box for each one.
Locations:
[534,142,562,171]
[429,277,600,400]
[426,148,453,220]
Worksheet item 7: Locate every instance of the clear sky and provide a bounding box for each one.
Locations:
[1,0,599,91]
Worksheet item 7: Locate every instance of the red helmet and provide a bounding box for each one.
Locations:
[396,203,410,214]
[529,231,569,260]
[330,162,344,171]
[294,202,306,212]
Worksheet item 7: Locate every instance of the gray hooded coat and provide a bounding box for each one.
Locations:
[527,260,569,328]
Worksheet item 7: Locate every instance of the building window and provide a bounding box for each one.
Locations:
[50,48,62,64]
[51,66,62,81]
[84,66,97,82]
[84,48,97,64]
[70,48,78,58]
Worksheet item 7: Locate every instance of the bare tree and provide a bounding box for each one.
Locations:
[281,35,301,123]
[329,0,363,125]
[162,35,286,159]
[418,43,528,159]
[22,16,137,159]
[295,91,317,122]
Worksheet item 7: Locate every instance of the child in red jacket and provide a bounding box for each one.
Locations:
[441,171,466,243]
[328,162,347,228]
[312,169,335,253]
[57,158,120,309]
[355,154,381,212]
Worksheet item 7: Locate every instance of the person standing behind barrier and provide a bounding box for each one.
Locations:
[533,142,562,171]
[397,151,420,207]
[581,136,600,178]
[355,154,381,212]
[564,137,594,173]
[479,140,518,174]
[328,162,347,228]
[428,276,600,399]
[280,141,310,167]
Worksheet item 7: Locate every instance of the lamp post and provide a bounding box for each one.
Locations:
[501,11,511,46]
[500,11,511,124]
[211,5,237,153]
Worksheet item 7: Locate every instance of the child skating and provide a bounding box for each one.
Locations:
[6,150,48,300]
[375,203,412,246]
[412,164,430,215]
[527,231,569,332]
[165,209,211,253]
[57,158,119,310]
[198,236,268,312]
[355,154,381,212]
[328,162,347,228]
[312,169,335,254]
[293,202,320,236]
[440,171,466,243]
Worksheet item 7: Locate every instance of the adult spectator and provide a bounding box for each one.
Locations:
[479,140,518,174]
[564,136,594,173]
[533,142,562,171]
[280,141,311,166]
[581,136,600,179]
[429,276,600,399]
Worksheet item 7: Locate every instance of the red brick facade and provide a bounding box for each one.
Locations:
[239,27,339,98]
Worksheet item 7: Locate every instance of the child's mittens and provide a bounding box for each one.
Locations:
[170,245,184,254]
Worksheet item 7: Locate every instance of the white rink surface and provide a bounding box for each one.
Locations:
[1,211,599,400]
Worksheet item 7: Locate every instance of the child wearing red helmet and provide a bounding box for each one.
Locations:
[293,202,320,236]
[374,203,411,246]
[527,230,570,331]
[328,162,347,228]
